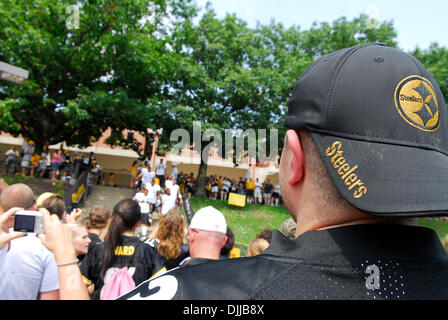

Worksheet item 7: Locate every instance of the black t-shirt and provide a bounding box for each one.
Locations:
[119,224,448,300]
[80,236,164,300]
[264,183,273,193]
[78,233,102,262]
[88,233,102,247]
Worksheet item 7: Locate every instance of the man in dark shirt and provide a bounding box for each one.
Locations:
[38,44,448,300]
[119,44,448,300]
[262,180,273,205]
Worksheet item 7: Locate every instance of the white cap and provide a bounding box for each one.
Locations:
[189,206,227,234]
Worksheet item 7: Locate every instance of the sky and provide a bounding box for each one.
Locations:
[194,0,448,52]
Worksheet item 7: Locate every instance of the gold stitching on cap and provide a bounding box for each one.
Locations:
[325,141,367,199]
[394,75,439,132]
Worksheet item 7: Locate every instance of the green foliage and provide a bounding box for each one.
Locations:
[299,14,397,58]
[0,0,196,152]
[410,43,448,104]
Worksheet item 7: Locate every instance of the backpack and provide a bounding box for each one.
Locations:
[100,242,142,300]
[100,266,136,300]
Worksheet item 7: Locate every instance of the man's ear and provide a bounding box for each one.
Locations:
[286,130,304,186]
[220,236,228,249]
[188,229,196,243]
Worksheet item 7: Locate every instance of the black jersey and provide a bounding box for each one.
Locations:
[119,224,448,300]
[88,233,102,247]
[78,233,103,262]
[80,236,165,300]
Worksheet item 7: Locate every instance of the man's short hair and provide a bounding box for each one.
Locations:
[296,130,353,214]
[0,183,35,211]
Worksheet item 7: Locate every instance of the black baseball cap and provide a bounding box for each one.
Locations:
[285,43,448,217]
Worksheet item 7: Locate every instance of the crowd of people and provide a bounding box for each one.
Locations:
[3,140,283,209]
[1,143,120,190]
[1,142,105,183]
[2,44,448,301]
[131,160,283,207]
[0,178,276,300]
[131,165,184,239]
[202,175,283,206]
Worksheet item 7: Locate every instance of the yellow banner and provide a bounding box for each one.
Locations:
[228,192,246,207]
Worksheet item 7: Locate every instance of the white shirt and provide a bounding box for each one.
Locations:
[146,184,161,204]
[22,145,34,161]
[141,168,155,186]
[5,149,19,160]
[155,163,166,176]
[169,183,180,198]
[165,179,173,189]
[133,192,150,213]
[222,180,232,191]
[161,193,177,215]
[0,233,59,299]
[171,166,178,179]
[255,182,263,193]
[274,184,281,195]
[0,245,7,270]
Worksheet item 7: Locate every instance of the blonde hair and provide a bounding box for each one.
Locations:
[36,192,54,207]
[155,208,186,260]
[248,238,269,257]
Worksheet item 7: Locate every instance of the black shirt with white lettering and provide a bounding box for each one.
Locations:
[119,224,448,300]
[80,236,164,300]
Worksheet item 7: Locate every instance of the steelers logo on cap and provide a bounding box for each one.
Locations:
[394,75,439,132]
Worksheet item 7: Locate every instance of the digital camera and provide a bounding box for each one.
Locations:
[13,210,44,234]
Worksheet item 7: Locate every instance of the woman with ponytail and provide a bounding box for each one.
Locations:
[80,199,164,299]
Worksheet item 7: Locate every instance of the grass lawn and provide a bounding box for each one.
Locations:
[419,218,448,245]
[187,197,290,247]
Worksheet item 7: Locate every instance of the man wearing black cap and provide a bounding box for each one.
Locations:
[118,44,448,300]
[37,44,448,300]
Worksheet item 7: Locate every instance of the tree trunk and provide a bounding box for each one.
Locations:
[194,153,209,198]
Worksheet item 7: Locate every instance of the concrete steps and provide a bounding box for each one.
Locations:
[82,185,136,214]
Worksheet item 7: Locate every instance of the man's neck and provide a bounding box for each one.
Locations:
[295,211,418,238]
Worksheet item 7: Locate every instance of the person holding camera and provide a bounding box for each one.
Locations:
[0,208,25,263]
[22,44,448,301]
[0,183,60,300]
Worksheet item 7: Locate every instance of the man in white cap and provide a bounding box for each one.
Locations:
[182,206,228,267]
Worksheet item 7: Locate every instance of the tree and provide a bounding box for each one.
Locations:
[411,43,448,104]
[299,14,398,58]
[160,10,400,196]
[0,0,196,152]
[158,7,306,196]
